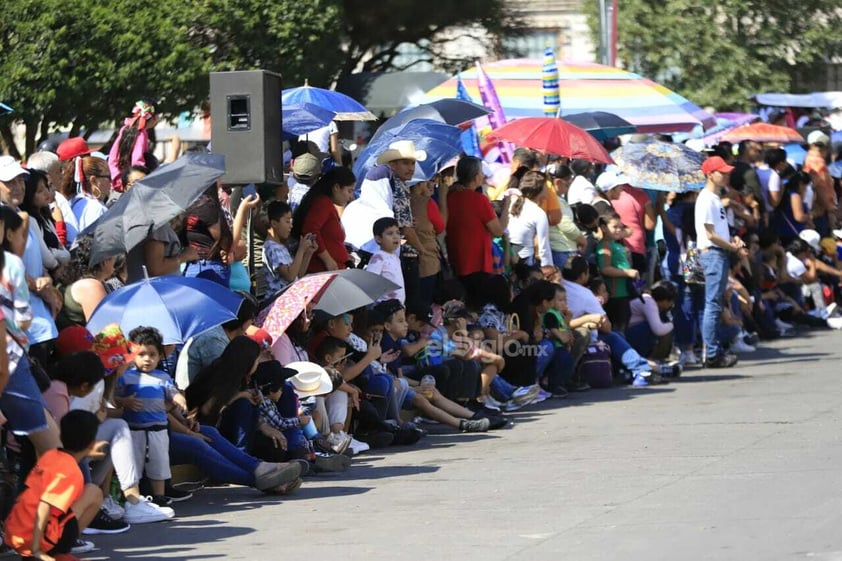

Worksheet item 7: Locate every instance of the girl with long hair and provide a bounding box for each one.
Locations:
[21,169,70,273]
[107,100,158,192]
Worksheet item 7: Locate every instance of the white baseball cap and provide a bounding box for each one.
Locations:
[807,130,830,146]
[798,229,821,251]
[0,156,28,182]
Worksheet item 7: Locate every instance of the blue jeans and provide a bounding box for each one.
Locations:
[278,382,307,452]
[535,339,575,388]
[700,248,730,358]
[674,280,704,349]
[598,331,651,375]
[170,425,259,487]
[625,322,656,358]
[491,375,517,401]
[552,250,576,270]
[218,398,259,452]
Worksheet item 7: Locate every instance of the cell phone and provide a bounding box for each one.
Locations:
[242,183,257,198]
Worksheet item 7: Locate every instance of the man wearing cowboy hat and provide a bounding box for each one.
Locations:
[375,140,429,306]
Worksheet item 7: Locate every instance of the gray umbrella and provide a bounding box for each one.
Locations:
[83,152,225,264]
[310,269,400,315]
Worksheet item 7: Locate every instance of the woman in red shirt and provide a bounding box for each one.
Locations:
[446,157,509,278]
[292,167,356,272]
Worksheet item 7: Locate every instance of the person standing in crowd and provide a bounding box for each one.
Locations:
[803,130,836,234]
[696,156,743,368]
[545,162,585,269]
[287,153,322,211]
[183,184,233,286]
[611,180,656,277]
[446,156,509,279]
[567,159,598,206]
[293,167,356,273]
[409,176,445,307]
[108,100,158,193]
[507,170,552,267]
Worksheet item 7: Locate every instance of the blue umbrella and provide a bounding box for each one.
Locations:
[369,98,490,143]
[87,276,243,344]
[282,103,336,136]
[783,143,806,166]
[282,84,375,121]
[608,140,706,192]
[353,119,462,190]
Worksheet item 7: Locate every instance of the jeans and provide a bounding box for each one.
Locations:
[277,381,307,452]
[626,322,673,360]
[218,398,260,452]
[169,425,259,487]
[598,331,651,375]
[490,375,517,401]
[552,250,576,270]
[674,280,704,348]
[700,248,730,358]
[535,339,575,388]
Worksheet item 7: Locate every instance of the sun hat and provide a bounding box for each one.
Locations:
[798,229,821,251]
[55,326,95,356]
[91,323,137,373]
[807,130,830,146]
[376,140,427,165]
[292,153,321,182]
[56,137,91,162]
[700,155,735,175]
[286,362,333,397]
[0,156,29,182]
[253,360,298,394]
[595,170,627,192]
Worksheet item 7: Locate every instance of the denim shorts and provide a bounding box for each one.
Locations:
[0,356,48,436]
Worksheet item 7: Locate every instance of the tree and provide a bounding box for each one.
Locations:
[585,0,842,110]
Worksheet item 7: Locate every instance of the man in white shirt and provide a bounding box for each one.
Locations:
[695,156,745,368]
[567,160,598,206]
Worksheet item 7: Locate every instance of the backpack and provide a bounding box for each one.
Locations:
[578,342,613,389]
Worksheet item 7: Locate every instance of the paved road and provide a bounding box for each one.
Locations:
[92,329,842,561]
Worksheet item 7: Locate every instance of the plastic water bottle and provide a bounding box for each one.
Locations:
[420,375,436,399]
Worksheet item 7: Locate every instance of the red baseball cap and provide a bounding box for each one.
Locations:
[247,328,273,349]
[57,137,91,161]
[701,156,734,175]
[55,326,95,356]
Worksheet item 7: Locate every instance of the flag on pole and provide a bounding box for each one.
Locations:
[455,75,481,157]
[475,61,511,163]
[542,45,561,117]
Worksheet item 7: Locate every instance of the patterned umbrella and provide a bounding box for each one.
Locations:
[608,140,706,192]
[542,46,561,117]
[721,123,804,144]
[424,59,716,133]
[487,117,613,163]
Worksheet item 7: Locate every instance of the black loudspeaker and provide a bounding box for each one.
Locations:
[210,70,283,185]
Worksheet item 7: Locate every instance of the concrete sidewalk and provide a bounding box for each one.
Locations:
[92,329,842,561]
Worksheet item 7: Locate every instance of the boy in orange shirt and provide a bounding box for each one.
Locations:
[5,410,103,561]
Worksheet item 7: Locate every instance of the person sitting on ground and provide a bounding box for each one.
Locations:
[542,282,590,372]
[375,299,496,432]
[784,239,842,329]
[562,255,663,386]
[625,281,680,368]
[365,217,405,304]
[262,200,317,298]
[4,410,103,561]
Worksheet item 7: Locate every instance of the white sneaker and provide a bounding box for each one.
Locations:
[775,318,794,331]
[730,338,756,353]
[326,431,352,454]
[123,496,175,524]
[102,495,125,520]
[348,437,370,456]
[71,538,96,554]
[827,317,842,330]
[827,302,838,317]
[482,395,503,411]
[679,349,698,367]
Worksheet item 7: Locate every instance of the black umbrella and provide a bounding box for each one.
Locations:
[563,111,636,141]
[82,152,225,264]
[370,99,490,143]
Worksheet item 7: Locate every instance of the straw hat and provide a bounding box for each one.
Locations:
[286,361,333,397]
[376,140,427,165]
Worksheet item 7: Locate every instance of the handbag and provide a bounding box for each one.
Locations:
[578,342,613,388]
[681,241,705,285]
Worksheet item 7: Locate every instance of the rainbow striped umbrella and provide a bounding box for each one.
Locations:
[424,59,716,134]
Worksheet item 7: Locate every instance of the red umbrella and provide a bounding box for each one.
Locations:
[487,117,613,163]
[721,122,804,144]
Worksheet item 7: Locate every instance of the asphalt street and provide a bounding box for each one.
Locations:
[92,328,842,561]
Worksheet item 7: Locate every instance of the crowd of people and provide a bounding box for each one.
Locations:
[0,97,841,560]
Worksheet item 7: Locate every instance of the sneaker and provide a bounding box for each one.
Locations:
[679,349,698,367]
[313,451,352,473]
[775,318,794,331]
[82,509,131,535]
[482,395,504,411]
[70,538,96,554]
[325,431,352,455]
[729,338,756,353]
[485,415,510,430]
[348,437,370,456]
[704,353,738,368]
[742,331,760,346]
[164,485,193,503]
[657,361,682,377]
[268,477,302,495]
[102,495,125,520]
[253,461,302,491]
[826,302,838,317]
[459,418,490,432]
[123,497,175,524]
[511,384,541,407]
[632,374,649,387]
[827,317,842,330]
[534,388,552,403]
[647,373,669,384]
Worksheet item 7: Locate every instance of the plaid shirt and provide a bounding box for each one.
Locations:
[257,395,301,432]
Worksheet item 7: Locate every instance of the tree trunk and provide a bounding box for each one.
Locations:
[24,120,38,157]
[0,123,21,159]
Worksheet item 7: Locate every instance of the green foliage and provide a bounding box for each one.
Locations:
[0,0,518,156]
[585,0,842,110]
